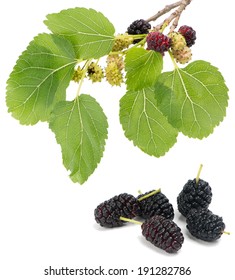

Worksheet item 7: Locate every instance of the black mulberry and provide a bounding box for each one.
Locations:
[141,215,184,253]
[186,209,225,241]
[178,25,196,47]
[94,193,140,228]
[127,19,151,35]
[137,190,174,220]
[177,178,212,217]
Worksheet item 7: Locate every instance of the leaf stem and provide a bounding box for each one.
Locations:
[168,50,179,69]
[76,59,92,98]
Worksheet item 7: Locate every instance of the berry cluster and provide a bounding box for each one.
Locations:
[177,165,227,241]
[72,23,197,87]
[145,25,196,64]
[95,189,184,254]
[72,55,124,86]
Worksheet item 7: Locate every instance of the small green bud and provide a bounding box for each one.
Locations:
[87,62,104,83]
[105,62,123,86]
[112,34,133,52]
[106,54,124,70]
[72,66,83,83]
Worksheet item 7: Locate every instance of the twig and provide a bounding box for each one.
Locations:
[146,1,181,23]
[169,0,192,32]
[147,0,193,32]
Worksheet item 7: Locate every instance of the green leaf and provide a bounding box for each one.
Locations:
[125,48,163,91]
[44,8,115,59]
[49,94,108,184]
[155,60,229,139]
[120,87,178,157]
[6,33,76,125]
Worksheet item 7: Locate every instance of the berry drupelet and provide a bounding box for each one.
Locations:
[168,32,186,51]
[186,209,225,241]
[146,32,171,54]
[94,193,140,228]
[178,25,196,47]
[177,178,212,217]
[172,46,192,64]
[137,190,174,220]
[142,215,184,253]
[127,19,151,35]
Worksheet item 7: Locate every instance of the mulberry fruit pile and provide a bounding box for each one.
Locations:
[137,190,174,220]
[141,215,184,253]
[177,178,212,217]
[186,209,225,241]
[94,193,140,228]
[95,170,228,254]
[94,190,183,253]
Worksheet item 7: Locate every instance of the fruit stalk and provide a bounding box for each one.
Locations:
[137,188,161,201]
[119,216,142,225]
[196,164,203,185]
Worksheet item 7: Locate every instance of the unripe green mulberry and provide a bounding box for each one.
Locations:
[72,66,83,83]
[112,34,133,52]
[87,62,104,83]
[169,32,186,51]
[172,46,192,64]
[105,62,123,86]
[106,54,124,70]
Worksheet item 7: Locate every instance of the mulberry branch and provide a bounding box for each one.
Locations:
[146,0,192,32]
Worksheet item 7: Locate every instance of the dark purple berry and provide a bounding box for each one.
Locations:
[141,215,184,253]
[146,32,171,54]
[137,190,174,220]
[177,178,212,217]
[94,193,140,228]
[186,209,225,241]
[178,25,196,47]
[127,19,151,35]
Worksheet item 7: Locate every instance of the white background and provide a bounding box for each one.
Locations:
[1,0,234,279]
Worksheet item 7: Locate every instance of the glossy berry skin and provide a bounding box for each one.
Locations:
[177,178,212,217]
[142,215,184,253]
[94,193,140,228]
[186,209,225,241]
[146,32,171,54]
[178,25,196,47]
[127,19,151,35]
[137,191,174,220]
